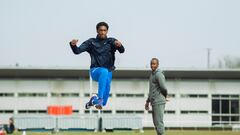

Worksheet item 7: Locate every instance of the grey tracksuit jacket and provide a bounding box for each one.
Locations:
[147,68,168,105]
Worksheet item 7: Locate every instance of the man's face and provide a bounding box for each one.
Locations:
[151,59,159,71]
[97,26,108,39]
[9,119,13,124]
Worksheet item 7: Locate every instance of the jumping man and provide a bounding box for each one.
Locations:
[69,22,125,110]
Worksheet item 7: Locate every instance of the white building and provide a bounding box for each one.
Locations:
[0,67,239,128]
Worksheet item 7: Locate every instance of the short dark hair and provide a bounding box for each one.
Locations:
[151,58,159,64]
[96,22,109,30]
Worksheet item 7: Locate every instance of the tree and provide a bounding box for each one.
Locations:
[218,56,240,69]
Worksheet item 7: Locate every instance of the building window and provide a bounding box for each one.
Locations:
[18,110,47,114]
[222,116,229,122]
[73,110,79,114]
[102,110,112,114]
[212,95,220,98]
[51,93,60,97]
[51,93,79,97]
[0,93,14,97]
[116,93,145,98]
[84,110,112,114]
[199,94,208,98]
[231,95,239,98]
[84,110,90,114]
[231,100,239,114]
[62,93,79,97]
[135,110,144,114]
[165,110,176,114]
[221,100,229,114]
[125,110,134,114]
[212,116,220,125]
[92,110,98,114]
[135,94,144,97]
[212,94,240,125]
[212,100,220,114]
[231,116,239,123]
[221,95,229,98]
[18,93,47,97]
[0,110,14,114]
[116,94,125,97]
[188,95,198,98]
[84,93,90,97]
[38,110,47,114]
[148,110,176,114]
[168,94,175,98]
[116,110,124,114]
[116,110,144,114]
[181,94,208,98]
[181,110,208,114]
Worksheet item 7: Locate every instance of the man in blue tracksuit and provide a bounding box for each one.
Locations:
[69,22,125,109]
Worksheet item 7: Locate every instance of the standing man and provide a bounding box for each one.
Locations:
[69,22,125,110]
[145,58,168,135]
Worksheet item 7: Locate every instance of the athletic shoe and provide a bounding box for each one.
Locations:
[85,95,97,109]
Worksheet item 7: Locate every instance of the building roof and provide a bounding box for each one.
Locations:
[0,67,240,79]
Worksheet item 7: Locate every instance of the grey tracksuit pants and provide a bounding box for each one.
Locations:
[152,103,165,135]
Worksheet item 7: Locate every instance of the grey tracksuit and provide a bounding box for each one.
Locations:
[147,68,168,135]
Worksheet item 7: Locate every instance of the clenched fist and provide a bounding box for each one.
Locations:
[114,40,122,48]
[145,102,150,111]
[70,39,78,46]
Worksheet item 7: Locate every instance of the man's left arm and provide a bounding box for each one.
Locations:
[156,72,168,98]
[114,40,125,53]
[110,38,125,53]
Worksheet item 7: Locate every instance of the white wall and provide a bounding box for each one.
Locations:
[0,78,239,127]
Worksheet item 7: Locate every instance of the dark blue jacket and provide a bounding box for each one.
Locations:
[70,36,125,71]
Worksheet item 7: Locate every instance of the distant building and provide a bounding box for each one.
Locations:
[0,67,239,127]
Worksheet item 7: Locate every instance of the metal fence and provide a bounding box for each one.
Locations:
[57,115,98,130]
[14,115,56,130]
[102,114,143,130]
[13,114,143,131]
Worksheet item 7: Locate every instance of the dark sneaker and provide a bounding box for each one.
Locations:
[85,95,97,109]
[85,102,91,109]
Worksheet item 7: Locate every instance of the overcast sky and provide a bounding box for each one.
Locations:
[0,0,239,69]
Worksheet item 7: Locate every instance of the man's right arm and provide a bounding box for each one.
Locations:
[145,91,151,110]
[69,39,91,54]
[145,99,150,110]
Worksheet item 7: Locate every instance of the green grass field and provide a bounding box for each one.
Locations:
[11,130,240,135]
